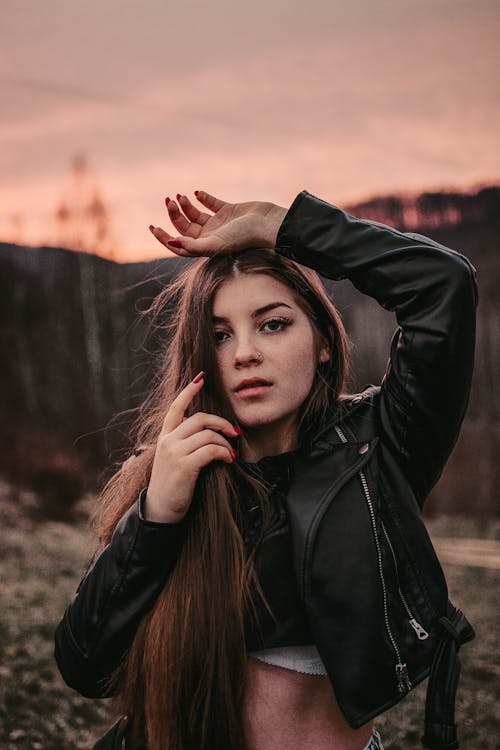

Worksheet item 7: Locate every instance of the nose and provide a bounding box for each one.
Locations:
[233,336,263,368]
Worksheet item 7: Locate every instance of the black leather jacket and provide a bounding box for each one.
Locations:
[55,191,478,737]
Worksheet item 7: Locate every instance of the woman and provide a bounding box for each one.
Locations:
[55,189,477,750]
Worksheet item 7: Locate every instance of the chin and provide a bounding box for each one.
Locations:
[236,408,297,431]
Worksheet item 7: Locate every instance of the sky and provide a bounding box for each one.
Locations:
[1,0,499,261]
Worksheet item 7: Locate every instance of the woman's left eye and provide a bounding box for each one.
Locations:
[213,317,292,344]
[261,317,293,333]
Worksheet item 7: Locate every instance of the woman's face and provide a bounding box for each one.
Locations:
[212,272,329,454]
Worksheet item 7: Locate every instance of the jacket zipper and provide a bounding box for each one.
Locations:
[380,520,429,641]
[334,426,411,693]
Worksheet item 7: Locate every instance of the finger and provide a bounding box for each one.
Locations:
[194,190,228,213]
[161,375,206,433]
[149,225,194,256]
[189,443,236,466]
[165,198,192,235]
[149,225,175,245]
[177,194,211,226]
[174,233,226,256]
[176,412,241,441]
[182,428,237,458]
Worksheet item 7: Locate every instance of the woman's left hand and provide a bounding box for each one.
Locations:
[149,190,287,257]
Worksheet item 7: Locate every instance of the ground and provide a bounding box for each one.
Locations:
[0,492,498,750]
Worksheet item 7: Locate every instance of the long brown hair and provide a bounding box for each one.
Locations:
[93,248,351,750]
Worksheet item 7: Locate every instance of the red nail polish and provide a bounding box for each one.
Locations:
[165,197,171,205]
[233,425,243,435]
[194,190,199,196]
[192,371,205,383]
[176,193,182,200]
[231,448,238,460]
[168,239,183,248]
[149,225,155,233]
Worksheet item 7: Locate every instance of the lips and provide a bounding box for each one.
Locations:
[234,378,272,392]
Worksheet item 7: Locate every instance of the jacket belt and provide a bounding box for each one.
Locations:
[422,605,475,750]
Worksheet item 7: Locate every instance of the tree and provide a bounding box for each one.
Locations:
[52,154,116,258]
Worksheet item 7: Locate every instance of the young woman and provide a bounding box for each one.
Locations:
[55,189,477,750]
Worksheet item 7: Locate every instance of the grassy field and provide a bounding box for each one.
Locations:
[1,492,498,750]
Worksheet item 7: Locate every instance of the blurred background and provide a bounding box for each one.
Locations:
[1,1,499,748]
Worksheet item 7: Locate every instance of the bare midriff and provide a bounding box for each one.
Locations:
[243,657,374,750]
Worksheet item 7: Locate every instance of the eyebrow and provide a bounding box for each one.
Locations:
[212,301,293,324]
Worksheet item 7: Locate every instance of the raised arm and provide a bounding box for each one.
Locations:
[274,190,478,506]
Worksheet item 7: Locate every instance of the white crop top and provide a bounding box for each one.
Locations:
[248,644,328,675]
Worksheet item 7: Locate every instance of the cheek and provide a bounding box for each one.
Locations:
[216,351,233,387]
[280,337,317,384]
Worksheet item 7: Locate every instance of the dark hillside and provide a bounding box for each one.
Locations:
[0,245,190,513]
[1,185,498,517]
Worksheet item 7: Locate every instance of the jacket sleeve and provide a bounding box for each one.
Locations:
[275,190,478,506]
[54,490,188,698]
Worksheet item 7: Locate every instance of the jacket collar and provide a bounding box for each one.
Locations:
[299,388,380,459]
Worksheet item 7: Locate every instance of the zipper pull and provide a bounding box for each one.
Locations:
[409,618,429,640]
[396,663,412,693]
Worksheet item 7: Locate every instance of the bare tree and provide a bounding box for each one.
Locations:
[51,154,116,258]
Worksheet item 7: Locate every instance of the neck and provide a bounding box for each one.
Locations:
[240,418,299,463]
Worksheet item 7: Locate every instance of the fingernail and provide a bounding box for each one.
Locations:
[165,197,171,205]
[168,239,183,248]
[149,225,155,233]
[233,425,243,435]
[192,371,205,383]
[194,190,199,196]
[231,448,238,461]
[176,193,182,201]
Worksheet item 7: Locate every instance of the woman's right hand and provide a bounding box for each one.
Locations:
[145,373,240,523]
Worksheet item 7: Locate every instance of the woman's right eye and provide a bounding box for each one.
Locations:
[214,330,229,344]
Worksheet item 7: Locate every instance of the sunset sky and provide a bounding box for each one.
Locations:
[2,0,499,261]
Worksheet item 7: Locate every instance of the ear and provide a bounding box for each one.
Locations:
[319,346,330,364]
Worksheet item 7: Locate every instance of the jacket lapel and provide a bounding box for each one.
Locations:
[286,434,379,600]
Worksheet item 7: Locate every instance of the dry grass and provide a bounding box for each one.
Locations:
[1,492,498,750]
[0,497,115,750]
[375,560,500,748]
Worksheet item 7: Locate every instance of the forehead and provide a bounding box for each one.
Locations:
[212,273,297,313]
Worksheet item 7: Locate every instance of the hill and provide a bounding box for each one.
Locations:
[1,185,498,517]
